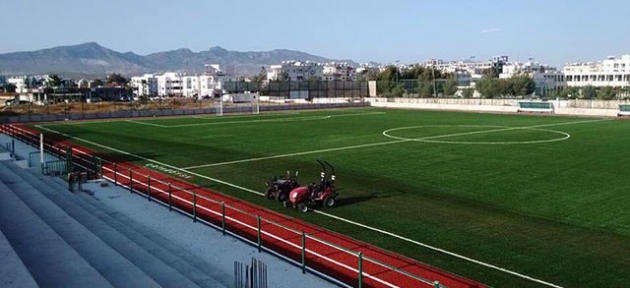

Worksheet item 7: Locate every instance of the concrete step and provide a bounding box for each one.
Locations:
[2,162,164,288]
[6,163,203,288]
[0,193,39,288]
[17,165,222,288]
[76,189,231,288]
[25,169,229,288]
[0,161,114,288]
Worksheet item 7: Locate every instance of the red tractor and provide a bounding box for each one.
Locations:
[285,160,338,213]
[265,170,299,202]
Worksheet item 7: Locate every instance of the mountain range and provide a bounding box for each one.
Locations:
[0,42,359,77]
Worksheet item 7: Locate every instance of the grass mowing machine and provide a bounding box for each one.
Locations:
[283,160,338,213]
[264,170,300,202]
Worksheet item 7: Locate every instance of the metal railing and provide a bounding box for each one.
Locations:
[0,123,448,288]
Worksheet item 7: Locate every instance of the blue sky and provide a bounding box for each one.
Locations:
[1,0,628,66]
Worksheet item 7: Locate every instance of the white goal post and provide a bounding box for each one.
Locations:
[216,91,260,116]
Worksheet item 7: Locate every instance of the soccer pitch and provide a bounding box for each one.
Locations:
[33,108,630,288]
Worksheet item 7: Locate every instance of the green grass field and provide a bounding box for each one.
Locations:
[33,108,630,288]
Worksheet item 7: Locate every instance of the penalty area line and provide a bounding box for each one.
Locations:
[125,120,168,128]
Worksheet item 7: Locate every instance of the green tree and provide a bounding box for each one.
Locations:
[365,70,380,81]
[46,74,62,88]
[476,76,500,98]
[251,66,267,83]
[275,71,290,81]
[614,87,623,99]
[510,74,536,96]
[559,87,578,99]
[545,89,560,99]
[581,85,597,99]
[483,67,500,78]
[597,86,616,100]
[390,84,405,97]
[496,79,513,96]
[376,66,398,95]
[443,77,458,96]
[107,73,129,85]
[90,79,104,87]
[3,83,17,93]
[417,80,434,97]
[462,88,475,98]
[401,65,425,79]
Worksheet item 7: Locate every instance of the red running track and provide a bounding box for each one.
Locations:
[11,124,487,288]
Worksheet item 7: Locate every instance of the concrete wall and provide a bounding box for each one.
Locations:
[368,97,518,113]
[367,97,625,117]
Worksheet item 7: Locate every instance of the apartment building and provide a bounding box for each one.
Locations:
[322,62,357,81]
[563,55,630,88]
[130,64,238,98]
[267,61,325,81]
[130,74,159,96]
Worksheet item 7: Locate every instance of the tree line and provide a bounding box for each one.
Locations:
[548,86,628,100]
[368,65,536,98]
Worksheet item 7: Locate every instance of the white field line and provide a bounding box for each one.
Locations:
[125,119,168,128]
[102,170,402,288]
[312,210,561,288]
[168,115,332,128]
[183,118,611,170]
[191,111,301,120]
[166,111,386,128]
[36,118,610,288]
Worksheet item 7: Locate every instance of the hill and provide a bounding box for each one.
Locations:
[0,42,358,77]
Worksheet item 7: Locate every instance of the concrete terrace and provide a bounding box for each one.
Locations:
[0,133,339,288]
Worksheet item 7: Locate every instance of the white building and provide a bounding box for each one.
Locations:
[563,55,630,88]
[7,77,27,92]
[130,74,159,96]
[322,63,357,81]
[131,64,238,98]
[180,75,237,97]
[155,73,184,96]
[355,64,380,76]
[500,61,565,95]
[421,56,509,88]
[267,61,324,81]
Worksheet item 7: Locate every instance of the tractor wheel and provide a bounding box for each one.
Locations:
[323,196,335,208]
[297,203,308,213]
[265,188,275,199]
[277,191,288,202]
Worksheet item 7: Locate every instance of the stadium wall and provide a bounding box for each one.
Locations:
[368,97,622,117]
